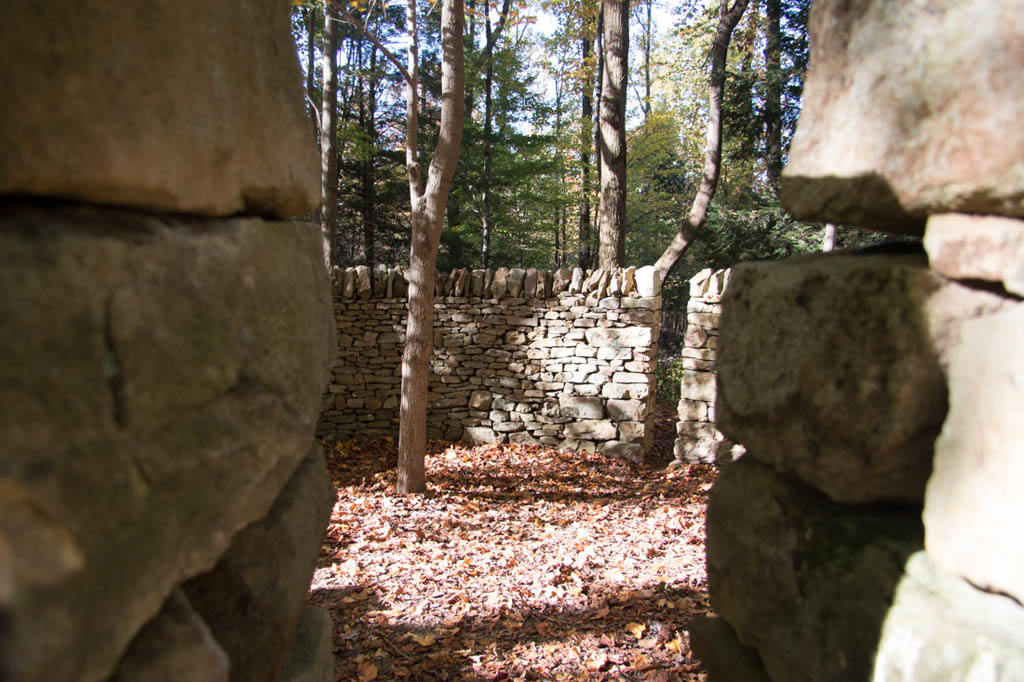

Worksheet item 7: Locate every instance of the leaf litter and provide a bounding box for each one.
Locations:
[310,404,717,681]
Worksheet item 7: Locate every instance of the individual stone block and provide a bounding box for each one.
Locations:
[508,268,526,297]
[622,266,636,295]
[717,252,1009,504]
[524,268,538,297]
[276,607,335,682]
[468,390,493,410]
[455,268,471,297]
[0,204,335,682]
[597,441,645,463]
[873,552,1024,682]
[707,459,923,682]
[558,396,604,419]
[0,0,318,218]
[491,267,509,299]
[462,426,503,444]
[688,616,770,682]
[923,304,1024,604]
[552,267,572,295]
[634,265,661,297]
[606,399,645,421]
[564,419,617,440]
[355,265,372,299]
[570,267,584,293]
[183,444,335,682]
[925,213,1024,296]
[781,0,1024,232]
[470,269,485,297]
[508,432,540,445]
[109,590,229,682]
[584,326,656,348]
[680,372,716,403]
[372,264,388,297]
[341,269,356,298]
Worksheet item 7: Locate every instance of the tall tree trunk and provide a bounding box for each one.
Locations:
[480,0,495,269]
[597,0,628,269]
[653,0,749,281]
[397,0,465,495]
[764,0,783,193]
[643,0,652,119]
[479,0,512,268]
[578,35,593,269]
[361,39,379,268]
[320,5,341,268]
[305,5,320,145]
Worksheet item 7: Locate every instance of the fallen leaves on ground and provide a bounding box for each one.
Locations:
[310,404,716,681]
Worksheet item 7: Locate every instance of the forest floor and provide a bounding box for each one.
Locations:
[310,404,717,681]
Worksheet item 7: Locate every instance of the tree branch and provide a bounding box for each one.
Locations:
[327,0,416,88]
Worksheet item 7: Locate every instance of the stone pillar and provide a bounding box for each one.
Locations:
[0,3,336,682]
[673,268,742,464]
[695,1,1024,680]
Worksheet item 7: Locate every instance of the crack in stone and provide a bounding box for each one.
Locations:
[103,293,126,427]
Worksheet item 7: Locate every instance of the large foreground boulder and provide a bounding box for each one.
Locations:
[184,444,336,682]
[0,203,336,682]
[781,0,1024,232]
[716,252,1010,504]
[873,552,1024,681]
[923,304,1024,604]
[0,0,319,218]
[706,459,923,682]
[109,590,229,682]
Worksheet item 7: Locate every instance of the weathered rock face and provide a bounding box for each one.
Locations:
[873,552,1024,681]
[923,304,1024,605]
[0,0,319,218]
[277,607,336,682]
[716,252,1009,504]
[183,445,335,682]
[706,459,923,682]
[925,213,1024,296]
[0,204,335,682]
[109,590,229,682]
[781,0,1024,233]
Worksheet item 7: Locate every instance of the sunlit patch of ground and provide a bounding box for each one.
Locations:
[310,420,716,681]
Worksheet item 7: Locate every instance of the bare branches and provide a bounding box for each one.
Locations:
[327,0,416,87]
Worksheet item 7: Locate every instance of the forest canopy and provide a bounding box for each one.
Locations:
[292,0,872,328]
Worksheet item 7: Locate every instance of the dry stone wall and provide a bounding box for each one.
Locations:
[692,1,1024,681]
[318,264,663,460]
[673,268,742,464]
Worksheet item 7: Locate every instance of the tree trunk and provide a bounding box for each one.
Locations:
[764,0,783,193]
[361,39,379,268]
[643,0,652,119]
[305,5,320,145]
[320,5,341,268]
[597,0,628,269]
[481,0,495,268]
[397,0,465,495]
[578,35,593,269]
[653,0,749,281]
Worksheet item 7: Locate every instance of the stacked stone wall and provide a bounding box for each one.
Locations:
[673,268,741,464]
[317,264,663,460]
[691,1,1024,681]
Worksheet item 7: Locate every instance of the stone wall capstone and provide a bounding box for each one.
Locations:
[317,265,662,461]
